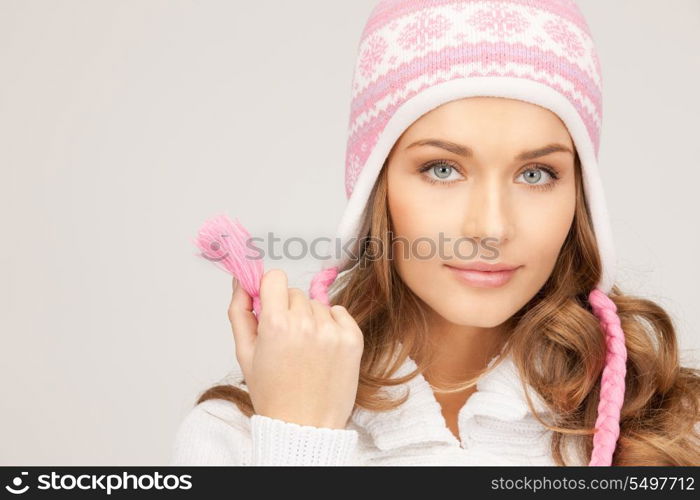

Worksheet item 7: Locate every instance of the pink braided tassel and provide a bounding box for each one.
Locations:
[587,287,628,466]
[192,214,265,316]
[309,266,340,305]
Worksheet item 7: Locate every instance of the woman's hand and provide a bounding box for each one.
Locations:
[227,268,364,430]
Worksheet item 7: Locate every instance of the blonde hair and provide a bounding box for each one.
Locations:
[197,152,700,465]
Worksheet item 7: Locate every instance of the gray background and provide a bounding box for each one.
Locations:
[1,0,698,465]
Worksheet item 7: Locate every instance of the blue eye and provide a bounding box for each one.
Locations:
[418,161,463,185]
[418,161,561,191]
[516,165,560,191]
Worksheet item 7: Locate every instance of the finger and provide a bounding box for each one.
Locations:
[228,276,257,374]
[309,298,334,329]
[329,304,359,332]
[259,268,289,318]
[288,288,313,316]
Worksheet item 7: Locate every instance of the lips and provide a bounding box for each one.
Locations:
[445,261,520,272]
[444,263,522,288]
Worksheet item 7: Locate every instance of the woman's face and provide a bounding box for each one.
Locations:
[386,96,577,328]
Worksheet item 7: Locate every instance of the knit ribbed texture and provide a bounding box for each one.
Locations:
[250,414,358,466]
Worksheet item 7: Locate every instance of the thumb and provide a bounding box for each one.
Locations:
[228,276,258,377]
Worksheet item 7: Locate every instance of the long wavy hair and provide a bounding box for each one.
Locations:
[196,150,700,466]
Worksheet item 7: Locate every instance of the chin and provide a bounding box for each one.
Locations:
[430,302,515,329]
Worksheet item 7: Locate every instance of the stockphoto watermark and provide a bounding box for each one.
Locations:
[201,231,501,268]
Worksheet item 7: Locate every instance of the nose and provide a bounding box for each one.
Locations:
[461,177,514,245]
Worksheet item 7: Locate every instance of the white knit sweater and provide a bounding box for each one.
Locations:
[170,352,587,466]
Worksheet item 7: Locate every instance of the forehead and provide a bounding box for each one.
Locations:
[395,96,573,152]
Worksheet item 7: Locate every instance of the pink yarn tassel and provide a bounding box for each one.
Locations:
[309,266,340,305]
[587,288,628,466]
[192,214,265,316]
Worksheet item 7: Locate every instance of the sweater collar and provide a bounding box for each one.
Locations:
[349,348,552,451]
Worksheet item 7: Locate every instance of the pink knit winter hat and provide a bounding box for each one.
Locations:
[309,0,626,467]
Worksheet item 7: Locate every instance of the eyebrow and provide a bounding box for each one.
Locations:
[405,139,574,161]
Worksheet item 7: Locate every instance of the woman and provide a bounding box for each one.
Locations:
[171,0,700,466]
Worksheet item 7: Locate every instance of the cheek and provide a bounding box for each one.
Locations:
[517,190,576,273]
[387,176,448,285]
[387,173,443,241]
